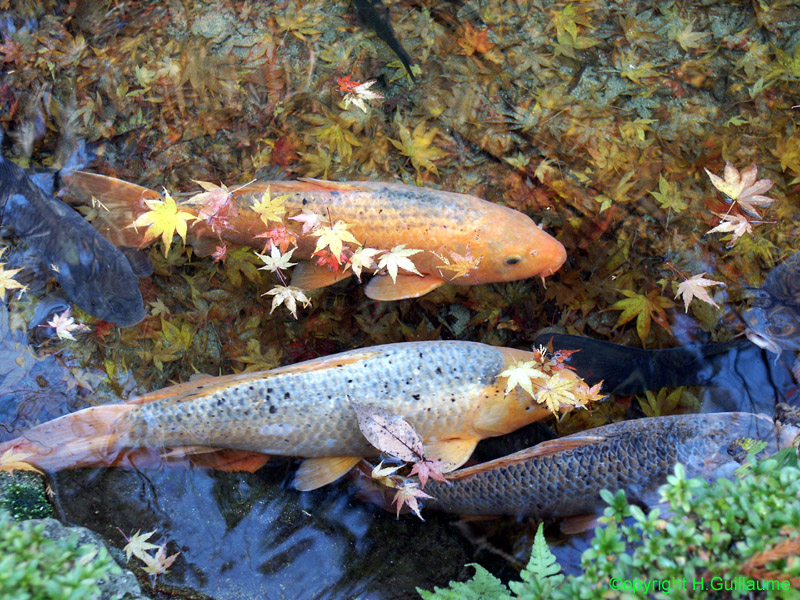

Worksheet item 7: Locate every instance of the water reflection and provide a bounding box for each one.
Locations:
[56,463,471,599]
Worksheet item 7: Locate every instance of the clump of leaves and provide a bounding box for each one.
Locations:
[120,528,180,583]
[0,509,120,600]
[498,346,603,415]
[420,454,800,599]
[352,402,448,519]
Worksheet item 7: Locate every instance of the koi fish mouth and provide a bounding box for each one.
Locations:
[534,242,567,278]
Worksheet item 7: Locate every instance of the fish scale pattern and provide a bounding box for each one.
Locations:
[425,413,780,517]
[126,341,506,457]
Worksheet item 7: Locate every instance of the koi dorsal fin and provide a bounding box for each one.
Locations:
[296,178,370,192]
[232,179,368,197]
[128,349,385,406]
[444,435,606,481]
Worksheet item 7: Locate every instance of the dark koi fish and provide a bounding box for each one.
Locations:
[0,156,146,326]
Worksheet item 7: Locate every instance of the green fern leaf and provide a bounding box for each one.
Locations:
[509,523,563,598]
[417,564,512,600]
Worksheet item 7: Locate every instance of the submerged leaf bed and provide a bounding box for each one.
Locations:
[1,0,799,596]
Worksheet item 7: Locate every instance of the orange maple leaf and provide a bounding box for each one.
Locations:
[458,22,494,56]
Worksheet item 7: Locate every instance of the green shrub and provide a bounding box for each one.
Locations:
[419,452,800,599]
[0,510,122,600]
[1,480,53,520]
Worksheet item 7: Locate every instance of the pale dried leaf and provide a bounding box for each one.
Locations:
[351,401,424,463]
[674,273,724,312]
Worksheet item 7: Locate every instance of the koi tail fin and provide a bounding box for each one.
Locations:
[0,399,271,473]
[534,333,749,395]
[62,170,164,248]
[0,404,137,472]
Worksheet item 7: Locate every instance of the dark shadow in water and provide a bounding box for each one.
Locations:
[55,461,473,600]
[535,333,797,416]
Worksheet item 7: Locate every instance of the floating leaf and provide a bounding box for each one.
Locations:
[0,448,44,475]
[130,190,195,256]
[312,220,360,263]
[377,244,423,283]
[391,481,433,520]
[252,187,291,225]
[263,285,310,319]
[704,163,775,217]
[351,401,424,463]
[674,273,724,312]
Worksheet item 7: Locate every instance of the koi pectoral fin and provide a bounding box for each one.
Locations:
[291,260,353,291]
[159,446,271,472]
[423,437,480,471]
[293,456,362,491]
[365,273,444,301]
[559,513,601,535]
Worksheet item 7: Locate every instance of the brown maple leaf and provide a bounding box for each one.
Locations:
[458,22,494,55]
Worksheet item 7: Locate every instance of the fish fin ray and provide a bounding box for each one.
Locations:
[296,178,368,192]
[423,437,479,471]
[291,260,353,291]
[365,273,444,301]
[559,513,601,535]
[294,456,362,491]
[0,405,136,471]
[445,435,606,480]
[130,350,385,407]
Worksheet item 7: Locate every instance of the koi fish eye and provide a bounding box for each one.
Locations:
[504,255,522,266]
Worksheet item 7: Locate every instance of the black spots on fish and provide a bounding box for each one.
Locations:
[450,397,456,403]
[267,387,274,394]
[248,385,254,391]
[347,379,353,384]
[412,394,421,401]
[217,397,225,406]
[302,198,308,205]
[284,392,291,399]
[269,405,277,414]
[435,367,443,376]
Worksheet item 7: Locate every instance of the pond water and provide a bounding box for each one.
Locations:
[1,0,799,598]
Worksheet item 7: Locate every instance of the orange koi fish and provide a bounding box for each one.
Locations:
[0,341,586,491]
[64,173,566,301]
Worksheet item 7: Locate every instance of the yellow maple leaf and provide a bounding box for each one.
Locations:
[252,186,291,225]
[534,373,580,415]
[312,221,360,261]
[499,360,547,397]
[130,190,196,256]
[0,448,44,475]
[0,260,26,297]
[390,119,448,177]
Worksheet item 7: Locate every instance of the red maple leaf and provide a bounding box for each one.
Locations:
[408,458,449,489]
[211,243,227,262]
[336,75,360,94]
[255,224,297,254]
[312,248,346,273]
